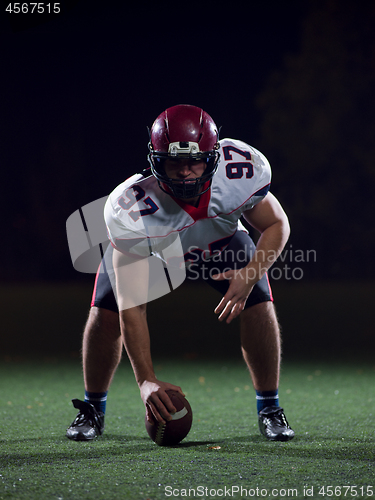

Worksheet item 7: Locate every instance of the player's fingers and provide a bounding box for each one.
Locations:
[224,301,246,324]
[169,384,185,397]
[217,299,235,321]
[146,401,166,424]
[214,292,234,315]
[218,296,245,323]
[211,273,225,281]
[145,405,155,425]
[159,390,177,417]
[147,391,174,422]
[214,296,225,314]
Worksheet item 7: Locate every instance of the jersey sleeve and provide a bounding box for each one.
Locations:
[215,138,272,215]
[104,174,182,262]
[104,174,152,259]
[240,143,271,211]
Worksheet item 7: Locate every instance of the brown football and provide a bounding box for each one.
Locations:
[145,390,193,446]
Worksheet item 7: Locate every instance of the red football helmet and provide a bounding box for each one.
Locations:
[148,104,220,199]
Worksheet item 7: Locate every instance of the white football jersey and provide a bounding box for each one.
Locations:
[104,138,271,265]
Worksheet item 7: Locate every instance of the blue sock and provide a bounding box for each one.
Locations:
[84,391,108,414]
[256,389,279,414]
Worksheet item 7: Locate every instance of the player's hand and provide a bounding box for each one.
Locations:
[212,268,255,324]
[140,379,185,425]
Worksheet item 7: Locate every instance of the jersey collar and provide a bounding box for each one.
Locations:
[168,181,211,221]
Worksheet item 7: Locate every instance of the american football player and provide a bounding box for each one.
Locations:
[66,104,294,442]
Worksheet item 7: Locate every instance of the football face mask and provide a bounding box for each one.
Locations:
[147,105,220,199]
[149,141,219,199]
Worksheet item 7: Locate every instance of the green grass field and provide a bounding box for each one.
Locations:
[1,281,374,499]
[1,357,374,500]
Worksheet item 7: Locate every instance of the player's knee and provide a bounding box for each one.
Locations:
[86,306,121,338]
[241,300,278,325]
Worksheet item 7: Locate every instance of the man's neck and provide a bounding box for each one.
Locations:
[183,196,200,207]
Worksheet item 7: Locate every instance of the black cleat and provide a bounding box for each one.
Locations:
[66,399,105,441]
[258,406,295,441]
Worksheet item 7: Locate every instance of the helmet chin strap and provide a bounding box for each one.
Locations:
[157,177,212,200]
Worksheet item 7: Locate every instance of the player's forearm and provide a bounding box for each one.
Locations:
[119,306,156,387]
[246,217,290,281]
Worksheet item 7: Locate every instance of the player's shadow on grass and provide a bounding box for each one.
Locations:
[0,433,222,470]
[105,434,216,448]
[0,437,185,468]
[144,434,375,463]
[168,440,217,448]
[191,434,375,461]
[2,433,373,468]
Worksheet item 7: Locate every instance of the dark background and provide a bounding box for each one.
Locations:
[1,0,374,359]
